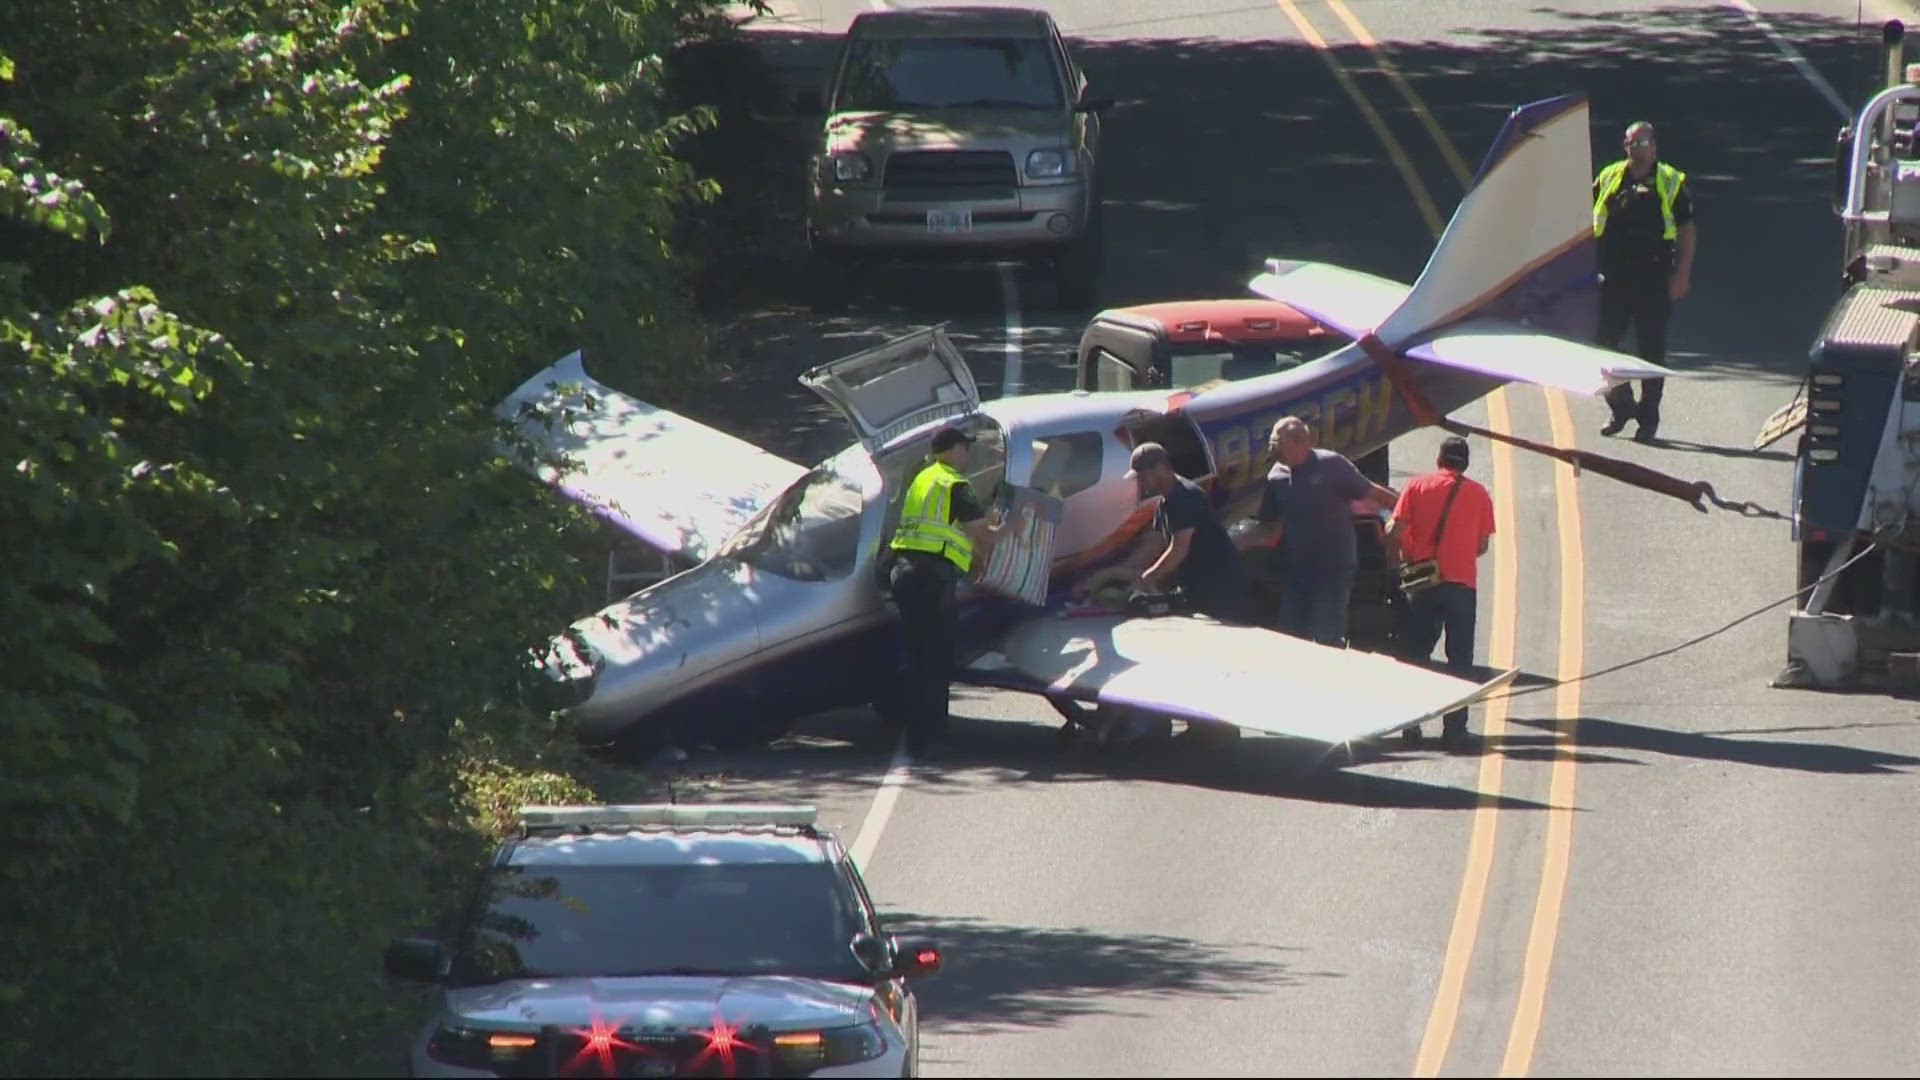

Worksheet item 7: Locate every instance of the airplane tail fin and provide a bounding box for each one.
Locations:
[1379,93,1599,343]
[1250,93,1682,398]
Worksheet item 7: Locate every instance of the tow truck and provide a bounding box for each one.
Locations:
[1073,298,1404,653]
[1773,19,1920,689]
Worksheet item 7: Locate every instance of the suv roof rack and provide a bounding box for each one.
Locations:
[515,803,822,837]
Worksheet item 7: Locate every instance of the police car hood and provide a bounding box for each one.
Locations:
[447,975,875,1032]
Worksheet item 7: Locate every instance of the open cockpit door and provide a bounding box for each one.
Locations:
[799,326,983,455]
[1117,406,1217,485]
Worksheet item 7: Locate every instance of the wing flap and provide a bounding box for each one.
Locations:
[496,351,807,564]
[1245,260,1411,342]
[1405,316,1683,399]
[964,614,1516,743]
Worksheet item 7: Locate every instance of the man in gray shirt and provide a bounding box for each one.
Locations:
[1234,417,1396,646]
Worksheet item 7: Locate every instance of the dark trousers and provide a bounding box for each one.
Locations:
[1400,582,1477,733]
[1279,567,1355,647]
[888,553,959,749]
[1596,269,1671,430]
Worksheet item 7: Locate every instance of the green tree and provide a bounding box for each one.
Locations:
[0,0,750,1070]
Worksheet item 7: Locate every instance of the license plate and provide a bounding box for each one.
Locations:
[926,209,972,234]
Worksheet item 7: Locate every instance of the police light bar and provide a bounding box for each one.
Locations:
[517,803,820,832]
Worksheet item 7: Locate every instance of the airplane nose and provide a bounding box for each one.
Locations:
[540,560,764,745]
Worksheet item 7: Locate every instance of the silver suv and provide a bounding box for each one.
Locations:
[799,5,1112,310]
[386,804,940,1078]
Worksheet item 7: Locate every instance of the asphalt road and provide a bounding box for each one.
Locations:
[620,0,1920,1074]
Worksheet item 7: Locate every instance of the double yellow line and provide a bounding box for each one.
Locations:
[1270,1,1588,1075]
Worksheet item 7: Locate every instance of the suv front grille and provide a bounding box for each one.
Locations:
[510,1027,777,1078]
[883,150,1017,200]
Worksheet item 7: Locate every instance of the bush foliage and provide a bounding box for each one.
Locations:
[0,0,752,1072]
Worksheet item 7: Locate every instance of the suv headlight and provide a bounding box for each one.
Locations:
[1025,148,1077,179]
[772,1021,889,1072]
[828,152,872,182]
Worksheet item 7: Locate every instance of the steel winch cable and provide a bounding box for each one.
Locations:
[1470,532,1890,705]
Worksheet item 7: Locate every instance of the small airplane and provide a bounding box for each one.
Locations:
[497,92,1685,752]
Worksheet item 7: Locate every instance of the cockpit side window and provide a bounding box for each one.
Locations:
[717,467,866,583]
[1027,431,1104,500]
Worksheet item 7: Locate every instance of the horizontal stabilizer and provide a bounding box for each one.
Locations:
[1245,260,1412,341]
[496,351,806,565]
[1406,316,1684,398]
[963,613,1516,743]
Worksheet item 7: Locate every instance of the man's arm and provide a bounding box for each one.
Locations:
[1142,528,1194,591]
[1235,478,1284,550]
[951,482,1002,546]
[1670,181,1696,301]
[1142,489,1206,590]
[1383,485,1414,550]
[1338,454,1397,509]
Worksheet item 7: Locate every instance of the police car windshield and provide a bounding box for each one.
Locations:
[716,467,866,582]
[835,37,1064,111]
[450,863,870,986]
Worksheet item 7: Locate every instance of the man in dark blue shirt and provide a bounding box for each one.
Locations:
[1236,416,1396,646]
[1123,441,1252,624]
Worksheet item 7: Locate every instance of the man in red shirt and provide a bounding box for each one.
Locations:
[1385,436,1496,752]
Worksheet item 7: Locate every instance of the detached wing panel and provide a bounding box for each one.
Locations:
[497,352,807,564]
[1245,261,1411,341]
[1404,316,1683,399]
[963,614,1516,744]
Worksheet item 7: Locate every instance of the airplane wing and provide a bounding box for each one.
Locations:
[496,351,807,564]
[1404,316,1684,399]
[960,612,1517,744]
[1244,260,1412,342]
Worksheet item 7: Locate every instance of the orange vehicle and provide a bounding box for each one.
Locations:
[1073,297,1402,651]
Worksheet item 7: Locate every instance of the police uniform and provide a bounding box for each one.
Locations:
[1592,155,1694,441]
[885,433,985,751]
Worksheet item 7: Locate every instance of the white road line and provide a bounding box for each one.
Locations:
[849,734,912,872]
[997,263,1025,397]
[1725,0,1852,120]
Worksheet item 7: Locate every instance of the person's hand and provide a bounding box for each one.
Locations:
[1668,268,1690,301]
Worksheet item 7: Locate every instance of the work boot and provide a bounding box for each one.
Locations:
[1441,726,1482,755]
[1601,413,1630,437]
[1633,420,1659,443]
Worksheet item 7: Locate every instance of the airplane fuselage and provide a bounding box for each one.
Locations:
[559,340,1504,750]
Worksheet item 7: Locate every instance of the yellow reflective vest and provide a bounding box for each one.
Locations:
[1593,159,1685,241]
[889,460,974,573]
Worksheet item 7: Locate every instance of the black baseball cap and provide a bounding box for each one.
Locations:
[1124,442,1170,479]
[931,425,976,452]
[1439,435,1470,467]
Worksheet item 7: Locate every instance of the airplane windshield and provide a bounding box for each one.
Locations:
[717,467,867,583]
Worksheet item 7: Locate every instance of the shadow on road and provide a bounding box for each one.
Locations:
[591,701,1565,812]
[873,909,1324,1035]
[1510,715,1920,774]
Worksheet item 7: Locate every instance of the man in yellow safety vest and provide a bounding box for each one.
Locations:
[884,424,1002,753]
[1592,120,1697,444]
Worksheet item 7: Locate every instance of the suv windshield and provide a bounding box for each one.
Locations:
[716,467,866,582]
[450,863,871,986]
[836,37,1063,111]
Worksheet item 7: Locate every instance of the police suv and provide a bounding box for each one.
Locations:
[384,803,939,1077]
